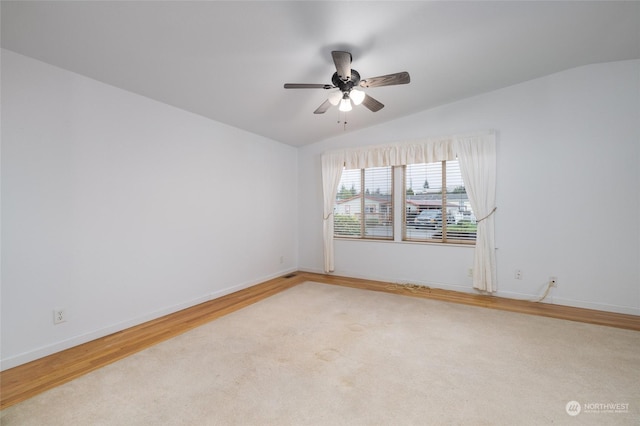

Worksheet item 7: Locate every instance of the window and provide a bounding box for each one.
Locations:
[334,167,393,239]
[333,162,475,244]
[404,160,476,244]
[321,131,495,286]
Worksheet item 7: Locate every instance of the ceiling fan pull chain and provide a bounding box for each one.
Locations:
[337,110,348,130]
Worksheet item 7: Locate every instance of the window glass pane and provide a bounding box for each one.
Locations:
[334,169,362,237]
[363,167,393,239]
[404,161,476,243]
[405,163,443,241]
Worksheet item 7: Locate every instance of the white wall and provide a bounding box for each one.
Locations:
[2,51,638,371]
[298,60,640,316]
[1,50,298,369]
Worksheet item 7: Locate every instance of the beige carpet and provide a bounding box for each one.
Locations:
[2,282,639,425]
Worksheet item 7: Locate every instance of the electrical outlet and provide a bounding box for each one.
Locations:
[280,255,284,264]
[515,270,523,280]
[467,268,473,277]
[53,308,66,324]
[550,276,558,287]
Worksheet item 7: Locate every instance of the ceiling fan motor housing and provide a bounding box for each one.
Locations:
[332,69,361,94]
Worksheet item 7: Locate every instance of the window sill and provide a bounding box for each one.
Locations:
[334,237,475,248]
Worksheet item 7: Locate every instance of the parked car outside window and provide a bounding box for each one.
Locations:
[413,210,454,229]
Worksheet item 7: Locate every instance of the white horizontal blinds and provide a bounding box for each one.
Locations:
[363,167,393,239]
[404,160,476,243]
[334,168,362,237]
[333,166,393,239]
[405,162,443,241]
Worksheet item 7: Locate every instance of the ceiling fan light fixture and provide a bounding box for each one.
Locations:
[349,89,365,106]
[339,98,352,112]
[328,91,342,106]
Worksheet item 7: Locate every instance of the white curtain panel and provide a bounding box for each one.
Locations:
[321,130,497,291]
[454,134,497,292]
[321,151,346,273]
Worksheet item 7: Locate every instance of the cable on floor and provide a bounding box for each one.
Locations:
[385,283,432,294]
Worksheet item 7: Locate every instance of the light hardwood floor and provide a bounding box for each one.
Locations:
[2,272,638,409]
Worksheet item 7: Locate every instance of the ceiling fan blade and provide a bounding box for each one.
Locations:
[359,71,410,88]
[284,83,333,89]
[362,94,384,112]
[313,99,333,114]
[331,51,352,82]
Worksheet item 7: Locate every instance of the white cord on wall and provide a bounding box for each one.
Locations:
[533,278,557,303]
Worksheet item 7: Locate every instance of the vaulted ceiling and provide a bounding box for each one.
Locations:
[2,1,639,146]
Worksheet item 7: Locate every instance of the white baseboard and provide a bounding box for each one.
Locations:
[0,268,298,371]
[4,267,634,371]
[298,268,640,317]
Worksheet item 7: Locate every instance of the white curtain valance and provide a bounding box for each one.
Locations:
[321,130,497,292]
[325,130,494,169]
[342,137,456,169]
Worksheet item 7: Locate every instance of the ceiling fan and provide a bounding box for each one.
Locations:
[284,51,410,114]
